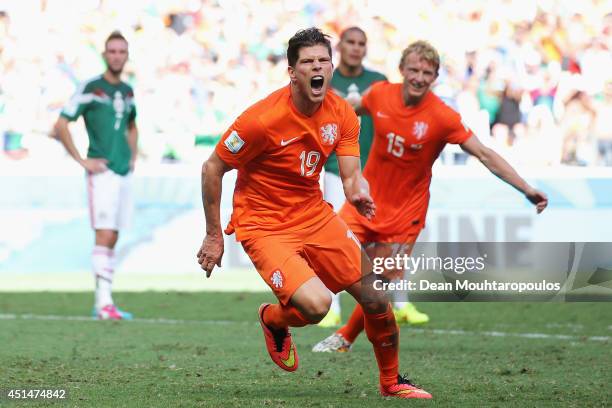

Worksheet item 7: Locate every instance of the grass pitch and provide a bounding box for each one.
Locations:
[0,292,610,407]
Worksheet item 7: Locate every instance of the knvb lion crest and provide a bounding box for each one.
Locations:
[320,123,338,145]
[270,269,284,289]
[413,121,428,140]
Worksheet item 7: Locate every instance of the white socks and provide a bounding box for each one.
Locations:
[392,281,409,310]
[92,245,114,310]
[329,291,341,315]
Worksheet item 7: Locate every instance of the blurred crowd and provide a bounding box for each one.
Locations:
[1,0,611,166]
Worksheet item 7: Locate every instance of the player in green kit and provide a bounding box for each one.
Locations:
[54,31,138,320]
[317,27,429,331]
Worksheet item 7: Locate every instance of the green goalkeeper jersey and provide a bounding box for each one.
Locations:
[61,75,137,176]
[325,67,386,175]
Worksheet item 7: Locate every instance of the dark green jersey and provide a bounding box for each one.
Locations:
[325,67,386,175]
[61,75,137,176]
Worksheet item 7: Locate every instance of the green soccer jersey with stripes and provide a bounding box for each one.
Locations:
[325,67,387,175]
[61,75,137,176]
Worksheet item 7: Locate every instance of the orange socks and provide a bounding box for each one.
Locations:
[262,303,311,329]
[337,304,365,343]
[363,304,400,387]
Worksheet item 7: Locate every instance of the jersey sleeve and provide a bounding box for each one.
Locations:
[335,101,360,157]
[215,109,268,168]
[60,82,91,121]
[441,106,474,145]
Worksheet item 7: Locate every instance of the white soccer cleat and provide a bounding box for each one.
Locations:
[312,333,352,353]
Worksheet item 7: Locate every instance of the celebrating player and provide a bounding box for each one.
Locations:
[319,26,429,328]
[54,31,138,320]
[313,40,548,353]
[197,28,432,399]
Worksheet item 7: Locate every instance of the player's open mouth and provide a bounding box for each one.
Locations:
[311,76,324,95]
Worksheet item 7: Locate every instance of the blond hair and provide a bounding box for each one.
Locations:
[399,40,440,74]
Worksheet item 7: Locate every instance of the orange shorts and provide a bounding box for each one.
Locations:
[339,203,422,281]
[339,203,422,244]
[241,215,364,305]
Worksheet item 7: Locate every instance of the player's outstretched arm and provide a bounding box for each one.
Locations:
[460,135,548,213]
[337,155,376,219]
[197,152,232,277]
[54,116,108,173]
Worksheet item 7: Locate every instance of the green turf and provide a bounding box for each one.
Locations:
[0,292,610,407]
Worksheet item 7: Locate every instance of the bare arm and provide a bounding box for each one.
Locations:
[460,135,548,213]
[337,155,376,219]
[197,151,233,277]
[127,119,138,171]
[54,116,107,173]
[354,104,369,116]
[343,87,372,117]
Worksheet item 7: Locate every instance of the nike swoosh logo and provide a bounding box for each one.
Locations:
[280,344,296,367]
[376,111,390,118]
[280,136,301,146]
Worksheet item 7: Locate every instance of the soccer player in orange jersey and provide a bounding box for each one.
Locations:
[319,26,429,329]
[313,40,548,353]
[196,29,431,399]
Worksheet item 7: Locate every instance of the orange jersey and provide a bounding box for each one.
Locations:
[343,81,473,237]
[216,85,360,241]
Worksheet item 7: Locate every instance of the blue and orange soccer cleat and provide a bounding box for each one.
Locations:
[380,375,432,399]
[258,304,299,372]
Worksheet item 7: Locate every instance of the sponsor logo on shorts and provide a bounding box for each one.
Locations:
[270,269,284,288]
[224,130,245,153]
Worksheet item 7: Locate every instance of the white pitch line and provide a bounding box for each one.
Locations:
[0,313,609,342]
[0,313,237,325]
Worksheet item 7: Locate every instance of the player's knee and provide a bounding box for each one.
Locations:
[360,299,389,315]
[95,230,118,247]
[360,295,389,314]
[299,293,331,323]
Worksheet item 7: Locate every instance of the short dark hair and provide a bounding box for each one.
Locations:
[287,27,332,67]
[105,30,128,50]
[339,26,367,42]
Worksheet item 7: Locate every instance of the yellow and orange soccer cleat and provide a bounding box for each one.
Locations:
[258,304,299,372]
[393,303,430,325]
[380,375,432,399]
